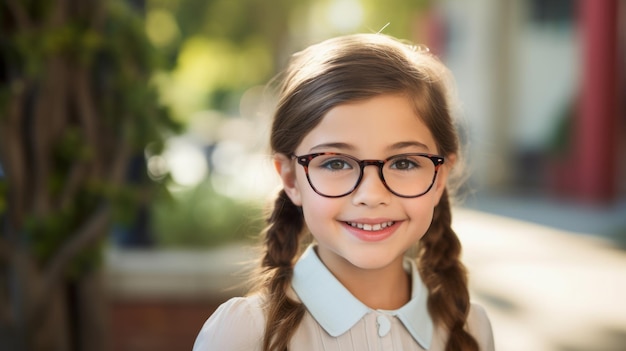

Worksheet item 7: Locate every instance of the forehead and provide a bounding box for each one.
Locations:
[297,94,438,155]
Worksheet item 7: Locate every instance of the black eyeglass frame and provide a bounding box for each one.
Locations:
[293,152,445,198]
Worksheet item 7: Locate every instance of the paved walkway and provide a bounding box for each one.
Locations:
[455,207,626,351]
[462,193,626,245]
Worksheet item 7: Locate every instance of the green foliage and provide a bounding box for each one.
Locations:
[8,21,104,78]
[0,0,180,273]
[361,0,429,38]
[145,0,306,120]
[152,180,265,247]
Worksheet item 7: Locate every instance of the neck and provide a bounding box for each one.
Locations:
[318,251,411,310]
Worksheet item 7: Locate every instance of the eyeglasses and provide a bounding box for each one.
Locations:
[293,152,445,198]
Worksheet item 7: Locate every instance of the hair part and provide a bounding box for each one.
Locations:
[255,33,477,351]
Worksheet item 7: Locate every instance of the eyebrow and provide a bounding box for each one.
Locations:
[309,142,355,152]
[308,141,431,153]
[387,141,431,152]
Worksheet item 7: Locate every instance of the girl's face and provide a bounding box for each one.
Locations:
[275,94,452,274]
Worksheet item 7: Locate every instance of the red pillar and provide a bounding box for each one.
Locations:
[575,0,620,204]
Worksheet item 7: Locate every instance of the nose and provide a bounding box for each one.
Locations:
[351,165,391,206]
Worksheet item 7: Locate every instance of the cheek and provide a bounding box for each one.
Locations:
[406,196,438,235]
[301,194,335,221]
[299,193,343,235]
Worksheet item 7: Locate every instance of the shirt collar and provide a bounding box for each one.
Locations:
[291,245,433,349]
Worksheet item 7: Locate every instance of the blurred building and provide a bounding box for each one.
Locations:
[435,0,624,205]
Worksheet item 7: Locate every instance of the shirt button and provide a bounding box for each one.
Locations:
[377,315,391,337]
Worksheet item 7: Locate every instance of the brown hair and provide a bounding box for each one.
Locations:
[254,33,477,351]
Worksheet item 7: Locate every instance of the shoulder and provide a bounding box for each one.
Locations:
[466,303,495,351]
[193,294,266,351]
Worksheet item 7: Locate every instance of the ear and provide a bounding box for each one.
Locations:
[273,153,302,206]
[433,154,456,204]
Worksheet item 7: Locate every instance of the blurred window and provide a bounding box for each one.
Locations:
[530,0,575,25]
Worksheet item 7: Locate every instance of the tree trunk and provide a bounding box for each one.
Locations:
[3,249,109,351]
[1,0,171,349]
[75,269,109,351]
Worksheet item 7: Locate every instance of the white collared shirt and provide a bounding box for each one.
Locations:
[292,245,434,349]
[193,245,495,350]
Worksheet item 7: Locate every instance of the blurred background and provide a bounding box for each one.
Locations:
[0,0,624,350]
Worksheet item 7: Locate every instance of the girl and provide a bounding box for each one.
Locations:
[194,33,494,351]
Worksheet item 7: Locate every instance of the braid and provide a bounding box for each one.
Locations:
[418,190,479,351]
[257,190,306,351]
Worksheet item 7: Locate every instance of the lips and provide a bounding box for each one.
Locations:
[343,220,399,242]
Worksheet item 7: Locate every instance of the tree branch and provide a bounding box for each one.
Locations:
[0,237,15,264]
[31,58,69,217]
[27,204,111,328]
[89,0,107,31]
[109,118,133,186]
[74,66,101,176]
[48,0,68,27]
[58,162,87,210]
[28,124,133,328]
[0,238,16,325]
[0,80,30,234]
[5,0,32,31]
[56,66,98,211]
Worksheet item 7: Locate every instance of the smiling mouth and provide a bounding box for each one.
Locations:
[346,221,395,232]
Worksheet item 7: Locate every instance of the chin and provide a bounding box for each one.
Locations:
[345,251,400,271]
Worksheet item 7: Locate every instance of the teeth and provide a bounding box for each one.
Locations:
[348,221,395,231]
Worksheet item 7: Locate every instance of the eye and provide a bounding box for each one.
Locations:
[320,158,353,170]
[389,157,420,170]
